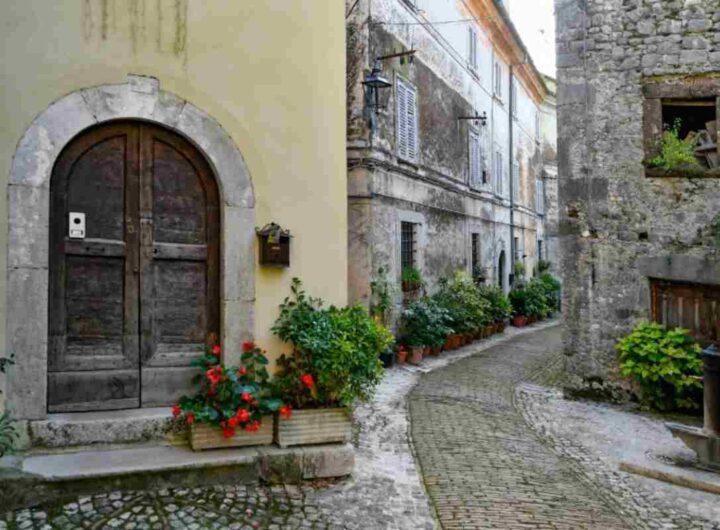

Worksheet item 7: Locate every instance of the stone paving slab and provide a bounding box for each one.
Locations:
[517,383,720,528]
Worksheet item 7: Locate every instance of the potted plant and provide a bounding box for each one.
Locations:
[433,272,490,347]
[478,284,511,335]
[174,342,286,451]
[401,299,453,364]
[509,287,529,327]
[271,279,393,447]
[397,345,408,364]
[401,267,423,293]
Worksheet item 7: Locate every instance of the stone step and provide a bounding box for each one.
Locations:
[0,443,354,511]
[28,407,179,450]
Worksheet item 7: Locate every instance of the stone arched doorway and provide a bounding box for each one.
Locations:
[6,76,255,420]
[48,121,220,412]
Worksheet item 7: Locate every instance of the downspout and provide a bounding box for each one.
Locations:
[509,64,516,287]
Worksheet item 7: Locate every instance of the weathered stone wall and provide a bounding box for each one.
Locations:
[556,0,720,390]
[347,0,551,313]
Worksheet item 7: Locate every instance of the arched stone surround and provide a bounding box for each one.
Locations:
[6,75,255,420]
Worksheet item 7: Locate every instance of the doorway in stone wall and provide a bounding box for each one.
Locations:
[498,250,506,292]
[47,120,220,412]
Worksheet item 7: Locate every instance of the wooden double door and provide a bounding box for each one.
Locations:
[48,121,220,412]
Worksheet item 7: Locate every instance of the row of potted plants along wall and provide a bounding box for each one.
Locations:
[395,271,513,365]
[173,278,394,451]
[507,260,562,328]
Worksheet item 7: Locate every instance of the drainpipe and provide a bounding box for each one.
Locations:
[509,64,516,286]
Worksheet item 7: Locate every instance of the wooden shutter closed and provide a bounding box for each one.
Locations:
[396,78,418,162]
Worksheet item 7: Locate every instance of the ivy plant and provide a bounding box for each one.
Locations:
[616,322,703,412]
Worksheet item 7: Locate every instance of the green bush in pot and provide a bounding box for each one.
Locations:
[477,285,511,324]
[433,271,491,335]
[401,298,454,349]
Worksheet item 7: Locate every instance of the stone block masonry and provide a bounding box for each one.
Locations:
[555,0,720,392]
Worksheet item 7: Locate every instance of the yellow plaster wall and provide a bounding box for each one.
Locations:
[0,0,347,385]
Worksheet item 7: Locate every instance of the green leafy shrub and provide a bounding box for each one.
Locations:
[433,271,490,334]
[175,343,286,438]
[513,260,527,287]
[370,266,394,325]
[272,279,392,408]
[401,298,454,348]
[0,353,17,457]
[616,322,703,412]
[647,119,701,171]
[509,281,548,318]
[477,285,511,323]
[536,273,561,313]
[537,259,551,274]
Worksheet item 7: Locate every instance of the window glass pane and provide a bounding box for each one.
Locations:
[401,222,416,270]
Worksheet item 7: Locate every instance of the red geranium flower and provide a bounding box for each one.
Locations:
[241,392,252,402]
[238,366,247,376]
[242,341,255,352]
[211,344,221,356]
[236,408,250,423]
[222,426,235,439]
[279,404,292,420]
[228,416,239,428]
[186,412,195,425]
[206,366,222,385]
[300,374,315,388]
[208,386,216,396]
[171,404,181,417]
[245,421,261,432]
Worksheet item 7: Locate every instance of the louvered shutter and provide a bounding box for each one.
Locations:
[469,130,482,188]
[396,78,418,162]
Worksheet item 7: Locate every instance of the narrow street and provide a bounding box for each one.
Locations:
[409,326,632,530]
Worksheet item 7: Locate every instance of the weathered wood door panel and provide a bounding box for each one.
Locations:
[49,122,219,412]
[651,279,720,346]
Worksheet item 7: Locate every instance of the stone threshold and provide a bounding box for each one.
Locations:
[0,442,354,512]
[619,460,720,496]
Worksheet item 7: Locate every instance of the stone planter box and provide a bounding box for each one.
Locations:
[190,417,273,451]
[275,408,351,448]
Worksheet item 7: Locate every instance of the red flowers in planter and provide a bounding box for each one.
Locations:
[279,404,292,420]
[174,341,286,438]
[300,374,315,388]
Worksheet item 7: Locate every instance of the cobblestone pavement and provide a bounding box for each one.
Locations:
[1,323,560,530]
[409,325,694,530]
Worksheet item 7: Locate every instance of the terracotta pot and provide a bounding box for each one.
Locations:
[423,346,432,358]
[190,417,273,451]
[275,408,351,448]
[401,281,420,293]
[397,348,408,364]
[512,315,528,327]
[465,333,474,344]
[431,346,442,356]
[409,346,424,365]
[483,325,493,338]
[444,336,455,351]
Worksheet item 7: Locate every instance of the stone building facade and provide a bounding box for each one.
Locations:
[347,0,556,313]
[556,0,720,390]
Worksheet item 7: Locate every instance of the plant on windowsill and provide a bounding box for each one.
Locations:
[271,278,393,447]
[401,267,423,293]
[616,321,702,412]
[173,342,287,451]
[644,118,715,178]
[472,265,487,285]
[0,353,17,458]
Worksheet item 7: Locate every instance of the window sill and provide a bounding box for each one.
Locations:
[644,165,720,178]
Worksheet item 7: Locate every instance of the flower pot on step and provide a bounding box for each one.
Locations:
[409,346,424,365]
[275,408,351,448]
[397,348,408,364]
[190,418,273,451]
[431,346,442,356]
[512,315,528,328]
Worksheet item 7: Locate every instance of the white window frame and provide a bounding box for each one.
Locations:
[396,76,419,163]
[468,26,479,72]
[469,127,483,189]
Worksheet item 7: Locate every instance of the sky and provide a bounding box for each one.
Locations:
[507,0,557,78]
